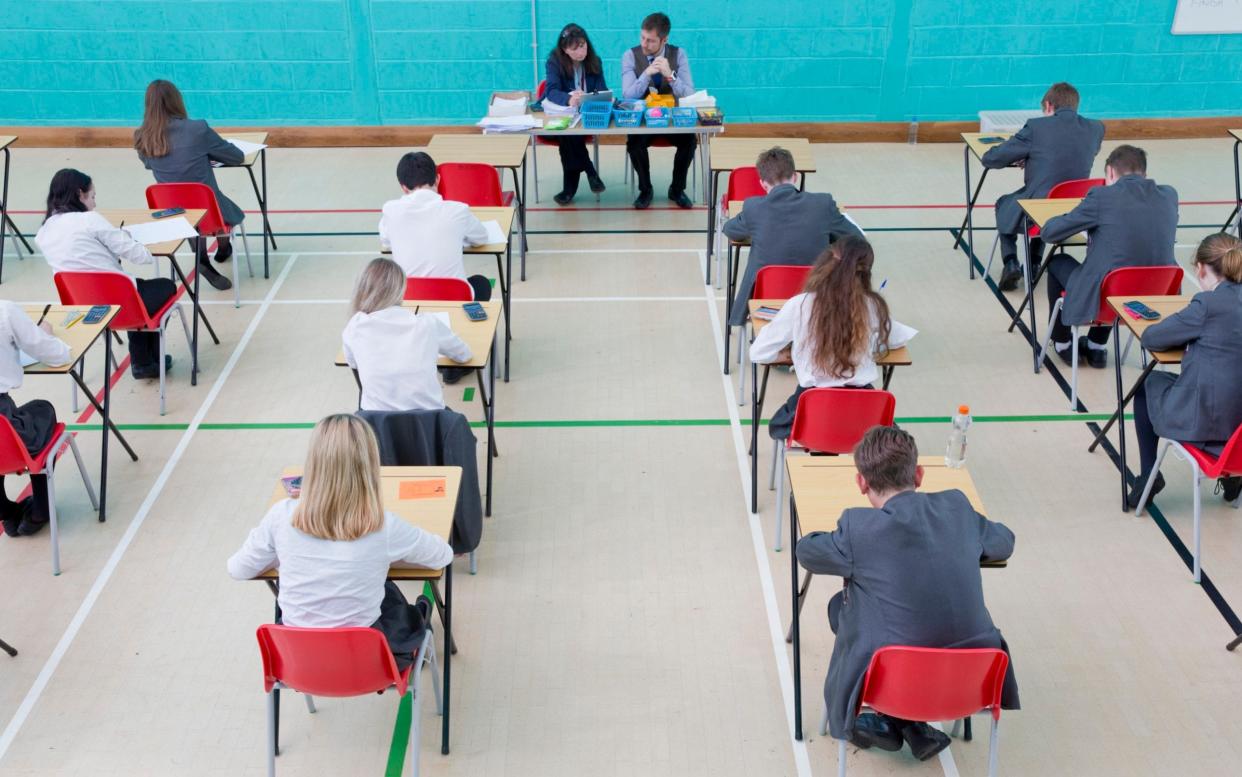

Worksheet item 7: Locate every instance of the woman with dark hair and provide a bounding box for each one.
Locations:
[34,168,177,380]
[749,236,918,440]
[543,23,607,205]
[133,79,237,290]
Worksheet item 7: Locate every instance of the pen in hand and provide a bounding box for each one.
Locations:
[35,304,51,327]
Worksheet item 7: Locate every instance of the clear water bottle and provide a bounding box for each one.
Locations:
[908,116,919,145]
[945,405,971,468]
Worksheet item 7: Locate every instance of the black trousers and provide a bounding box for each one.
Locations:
[371,581,430,671]
[556,137,598,196]
[130,277,178,369]
[466,275,492,302]
[1045,253,1110,346]
[626,133,697,194]
[0,394,55,523]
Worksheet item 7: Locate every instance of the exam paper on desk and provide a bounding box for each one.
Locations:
[123,216,198,245]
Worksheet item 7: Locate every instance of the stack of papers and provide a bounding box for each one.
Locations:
[476,114,542,133]
[678,90,716,108]
[227,138,267,156]
[540,100,575,117]
[479,220,507,245]
[488,96,529,117]
[123,216,198,246]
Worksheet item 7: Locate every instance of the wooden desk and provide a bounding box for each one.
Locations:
[784,455,1005,740]
[1090,295,1192,509]
[956,132,1012,279]
[97,208,217,385]
[0,134,33,283]
[743,298,913,514]
[428,134,530,284]
[336,300,501,517]
[259,465,461,754]
[1223,130,1242,234]
[23,305,134,524]
[217,131,274,278]
[705,138,816,285]
[1013,196,1087,371]
[381,205,515,381]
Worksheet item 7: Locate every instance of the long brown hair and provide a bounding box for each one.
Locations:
[804,235,891,379]
[1195,232,1242,284]
[291,414,386,542]
[133,79,188,158]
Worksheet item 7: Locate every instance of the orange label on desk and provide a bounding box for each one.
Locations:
[399,479,447,500]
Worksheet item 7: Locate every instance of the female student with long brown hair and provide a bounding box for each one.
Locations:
[227,414,453,668]
[543,23,607,205]
[749,235,917,440]
[133,79,238,291]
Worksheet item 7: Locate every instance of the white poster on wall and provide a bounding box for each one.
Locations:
[1173,0,1242,34]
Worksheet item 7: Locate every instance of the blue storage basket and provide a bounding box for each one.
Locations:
[614,101,644,128]
[671,107,698,128]
[644,108,671,128]
[580,101,612,129]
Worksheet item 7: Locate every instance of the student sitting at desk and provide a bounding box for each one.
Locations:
[981,82,1104,292]
[34,168,177,380]
[343,258,473,404]
[228,414,454,670]
[723,146,862,328]
[620,12,696,210]
[796,426,1019,760]
[1130,233,1242,508]
[749,236,916,441]
[544,23,608,205]
[379,151,493,307]
[0,301,70,537]
[132,79,236,292]
[1040,145,1178,369]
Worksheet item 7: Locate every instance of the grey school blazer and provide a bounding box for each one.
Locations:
[981,108,1104,235]
[1141,281,1242,453]
[722,184,861,326]
[1040,174,1179,326]
[137,118,246,226]
[795,489,1019,740]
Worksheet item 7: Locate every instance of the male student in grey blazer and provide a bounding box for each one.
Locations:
[722,147,861,327]
[1040,145,1178,368]
[982,82,1104,291]
[796,426,1019,761]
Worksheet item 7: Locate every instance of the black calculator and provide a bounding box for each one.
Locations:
[463,302,487,321]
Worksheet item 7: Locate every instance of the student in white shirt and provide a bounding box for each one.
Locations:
[227,414,453,669]
[750,236,917,440]
[343,257,473,403]
[34,169,175,380]
[0,301,71,536]
[378,152,493,303]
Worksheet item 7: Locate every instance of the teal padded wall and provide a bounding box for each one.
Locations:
[1,0,1239,126]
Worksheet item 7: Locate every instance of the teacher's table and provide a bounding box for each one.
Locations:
[956,133,1012,278]
[214,131,275,278]
[745,299,912,514]
[1014,197,1087,372]
[336,300,501,516]
[23,305,133,523]
[785,455,1005,740]
[258,465,462,755]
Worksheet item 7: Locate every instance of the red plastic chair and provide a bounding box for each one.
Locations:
[0,417,98,575]
[986,177,1105,278]
[437,163,515,208]
[404,277,474,301]
[1037,264,1183,409]
[146,182,252,307]
[737,265,815,405]
[827,646,1009,776]
[1137,420,1242,582]
[256,624,441,776]
[715,166,766,287]
[532,80,599,203]
[772,389,896,551]
[54,271,191,415]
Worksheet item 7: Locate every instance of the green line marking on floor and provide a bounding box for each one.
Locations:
[384,692,412,777]
[463,387,475,403]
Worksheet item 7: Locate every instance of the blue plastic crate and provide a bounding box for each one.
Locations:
[644,107,670,128]
[671,107,698,128]
[580,101,612,129]
[614,101,644,128]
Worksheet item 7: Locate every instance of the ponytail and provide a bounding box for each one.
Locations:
[1194,232,1242,284]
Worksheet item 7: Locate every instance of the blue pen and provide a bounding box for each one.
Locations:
[879,278,888,290]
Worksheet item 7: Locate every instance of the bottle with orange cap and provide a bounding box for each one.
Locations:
[945,404,971,468]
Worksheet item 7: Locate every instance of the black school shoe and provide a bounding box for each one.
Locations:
[998,258,1023,292]
[198,260,233,291]
[441,366,469,385]
[900,721,951,761]
[1,497,33,536]
[553,191,574,206]
[849,713,903,752]
[587,174,606,194]
[668,189,693,209]
[213,241,233,264]
[1128,472,1166,510]
[1085,345,1108,369]
[633,189,653,209]
[132,355,173,380]
[1216,476,1242,503]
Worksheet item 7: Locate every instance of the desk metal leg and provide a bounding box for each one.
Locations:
[478,337,497,518]
[750,365,769,515]
[496,248,512,382]
[882,365,894,390]
[790,495,803,741]
[1113,321,1129,510]
[1088,360,1157,453]
[441,561,453,755]
[956,149,989,279]
[245,151,275,279]
[172,253,220,385]
[1008,250,1054,333]
[705,171,720,285]
[1022,216,1039,372]
[69,363,137,463]
[1223,139,1241,234]
[99,333,111,522]
[510,165,528,271]
[785,570,813,643]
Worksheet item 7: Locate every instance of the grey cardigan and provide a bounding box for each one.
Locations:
[138,118,245,226]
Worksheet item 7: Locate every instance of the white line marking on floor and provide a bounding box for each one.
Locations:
[0,253,302,764]
[700,250,813,777]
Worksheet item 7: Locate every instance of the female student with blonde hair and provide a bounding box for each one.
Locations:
[133,79,237,291]
[227,414,453,667]
[1130,233,1242,508]
[750,235,917,440]
[342,258,473,407]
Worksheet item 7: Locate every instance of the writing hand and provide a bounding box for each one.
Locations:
[39,322,53,335]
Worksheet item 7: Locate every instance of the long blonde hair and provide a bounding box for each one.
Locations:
[1195,233,1242,284]
[351,258,406,314]
[291,414,385,541]
[133,79,188,158]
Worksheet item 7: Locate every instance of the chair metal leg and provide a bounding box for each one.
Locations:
[1121,330,1136,366]
[240,223,254,278]
[158,326,168,416]
[428,581,458,655]
[1228,632,1242,651]
[1192,465,1203,583]
[1070,325,1079,410]
[819,704,830,736]
[469,550,477,575]
[768,437,779,491]
[774,446,787,551]
[65,434,99,510]
[984,233,1000,279]
[950,718,962,738]
[736,325,748,407]
[266,691,277,777]
[303,693,316,713]
[426,631,444,715]
[1036,299,1062,372]
[987,719,1000,777]
[1135,440,1171,517]
[0,637,15,657]
[837,738,847,777]
[46,466,60,576]
[409,631,432,777]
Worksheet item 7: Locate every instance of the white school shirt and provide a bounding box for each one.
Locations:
[34,211,156,277]
[0,300,72,393]
[227,498,454,628]
[749,293,918,388]
[377,189,489,280]
[341,306,473,412]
